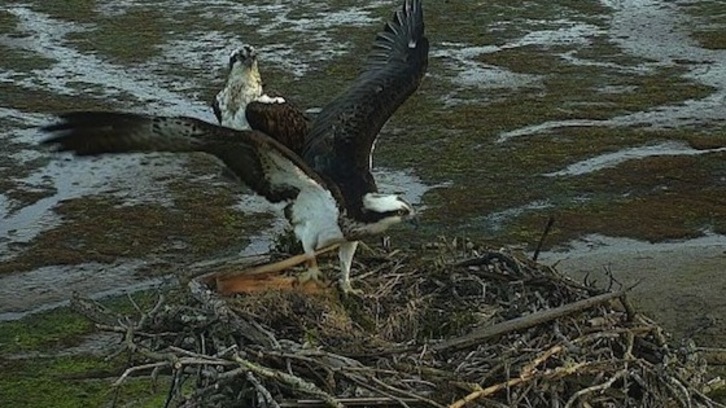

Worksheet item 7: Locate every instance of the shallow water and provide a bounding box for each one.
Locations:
[545,141,726,177]
[0,0,724,322]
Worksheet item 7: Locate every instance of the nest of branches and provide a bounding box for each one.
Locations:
[72,238,725,407]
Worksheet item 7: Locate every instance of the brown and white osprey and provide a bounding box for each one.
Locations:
[41,0,428,295]
[212,45,310,155]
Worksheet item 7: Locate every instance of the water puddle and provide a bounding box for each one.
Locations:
[1,6,213,119]
[0,118,187,262]
[479,200,554,233]
[542,231,726,258]
[433,43,541,102]
[0,260,174,322]
[510,20,603,48]
[499,0,726,143]
[545,141,726,177]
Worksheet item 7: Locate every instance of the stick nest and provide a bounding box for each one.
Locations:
[72,239,725,407]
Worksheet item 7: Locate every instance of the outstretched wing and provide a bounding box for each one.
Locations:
[303,0,428,184]
[245,92,311,156]
[41,111,333,204]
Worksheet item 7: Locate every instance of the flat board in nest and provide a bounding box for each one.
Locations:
[72,239,725,407]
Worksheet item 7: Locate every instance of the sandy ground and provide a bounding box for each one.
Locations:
[540,234,726,345]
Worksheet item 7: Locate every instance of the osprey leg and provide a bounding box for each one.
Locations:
[297,256,324,284]
[338,241,362,295]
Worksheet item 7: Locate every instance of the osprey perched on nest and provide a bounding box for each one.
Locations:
[212,45,310,155]
[41,0,428,295]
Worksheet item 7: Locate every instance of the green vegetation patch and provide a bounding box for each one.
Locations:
[28,0,98,23]
[66,8,166,64]
[1,158,273,275]
[0,292,169,407]
[0,83,116,114]
[500,152,726,246]
[0,309,92,354]
[0,45,55,72]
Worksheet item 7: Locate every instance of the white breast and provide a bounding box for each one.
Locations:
[267,152,345,252]
[215,69,263,130]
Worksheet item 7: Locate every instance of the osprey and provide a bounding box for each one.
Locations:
[41,0,428,295]
[212,45,310,155]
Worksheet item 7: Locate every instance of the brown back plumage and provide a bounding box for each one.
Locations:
[245,91,311,156]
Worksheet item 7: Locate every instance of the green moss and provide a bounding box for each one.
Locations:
[0,292,171,406]
[28,0,98,22]
[0,45,55,72]
[0,83,116,114]
[692,31,726,50]
[66,8,165,63]
[495,151,726,247]
[0,10,18,33]
[0,309,92,354]
[0,179,267,274]
[0,292,159,354]
[0,355,167,407]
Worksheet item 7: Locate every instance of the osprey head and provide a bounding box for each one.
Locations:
[360,193,417,234]
[228,45,258,71]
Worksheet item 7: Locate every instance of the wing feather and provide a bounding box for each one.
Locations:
[245,93,311,156]
[211,96,223,124]
[41,111,334,204]
[302,0,428,205]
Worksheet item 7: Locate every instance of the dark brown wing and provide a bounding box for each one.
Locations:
[245,92,311,156]
[212,96,223,124]
[302,0,428,209]
[41,111,334,204]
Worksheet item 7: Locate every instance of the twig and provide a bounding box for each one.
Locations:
[665,374,693,408]
[113,362,168,387]
[619,294,637,322]
[449,363,589,408]
[520,345,563,378]
[368,375,445,408]
[247,371,281,408]
[188,279,278,348]
[232,354,343,408]
[279,397,424,407]
[563,369,628,408]
[532,216,554,262]
[210,244,341,290]
[70,291,122,326]
[344,374,414,408]
[434,291,625,353]
[138,293,166,327]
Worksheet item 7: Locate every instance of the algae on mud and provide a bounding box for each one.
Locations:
[0,292,168,407]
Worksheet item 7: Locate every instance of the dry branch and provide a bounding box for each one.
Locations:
[71,244,724,408]
[433,290,625,353]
